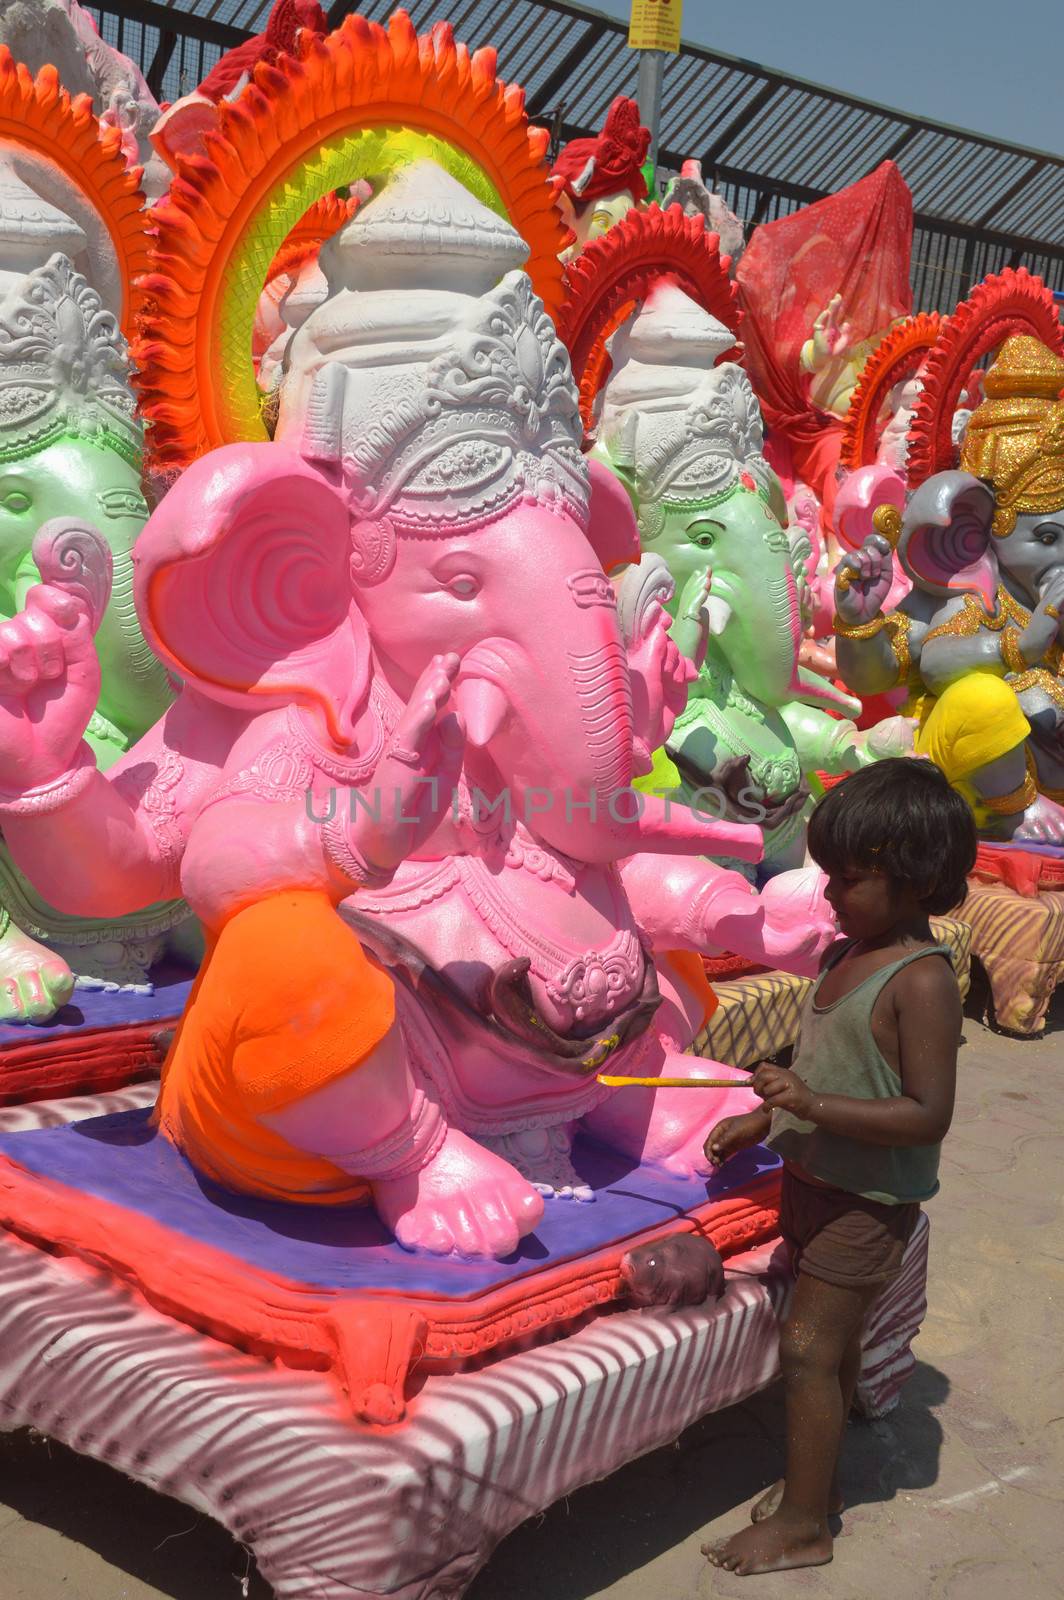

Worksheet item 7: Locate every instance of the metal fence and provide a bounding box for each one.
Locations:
[86,2,241,102]
[84,1,1064,315]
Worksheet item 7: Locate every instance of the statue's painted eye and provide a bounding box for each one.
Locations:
[1034,524,1061,546]
[686,518,725,551]
[1,491,30,514]
[447,575,480,599]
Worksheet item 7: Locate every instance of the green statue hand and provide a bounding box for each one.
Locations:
[671,566,713,662]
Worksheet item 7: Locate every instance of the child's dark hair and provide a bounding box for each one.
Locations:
[807,758,977,916]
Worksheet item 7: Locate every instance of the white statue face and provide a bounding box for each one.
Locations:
[560,190,638,262]
[892,376,923,412]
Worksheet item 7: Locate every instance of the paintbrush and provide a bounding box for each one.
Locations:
[596,1073,753,1089]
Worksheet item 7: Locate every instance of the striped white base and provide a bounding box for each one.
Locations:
[0,1091,928,1599]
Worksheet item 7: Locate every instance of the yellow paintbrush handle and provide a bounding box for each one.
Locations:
[596,1074,752,1089]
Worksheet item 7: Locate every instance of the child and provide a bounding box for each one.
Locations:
[702,757,976,1576]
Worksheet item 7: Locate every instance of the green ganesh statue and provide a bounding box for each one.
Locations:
[0,253,185,1017]
[594,283,901,874]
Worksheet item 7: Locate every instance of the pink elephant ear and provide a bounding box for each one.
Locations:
[149,95,222,171]
[134,443,370,746]
[834,464,906,552]
[586,456,641,574]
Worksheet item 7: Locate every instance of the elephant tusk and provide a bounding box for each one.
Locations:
[571,156,596,196]
[705,596,733,636]
[454,675,509,748]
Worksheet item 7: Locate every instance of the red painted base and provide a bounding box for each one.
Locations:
[0,1151,781,1425]
[0,1022,170,1108]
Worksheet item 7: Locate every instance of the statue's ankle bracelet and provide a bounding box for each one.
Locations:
[980,766,1038,817]
[352,1089,447,1181]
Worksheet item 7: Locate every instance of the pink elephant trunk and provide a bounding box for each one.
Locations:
[567,637,635,796]
[491,630,637,860]
[474,630,762,866]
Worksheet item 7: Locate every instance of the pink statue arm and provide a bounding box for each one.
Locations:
[2,692,237,918]
[0,525,216,915]
[3,773,177,915]
[620,854,836,977]
[622,793,764,863]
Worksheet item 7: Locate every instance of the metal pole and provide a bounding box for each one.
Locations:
[637,49,665,171]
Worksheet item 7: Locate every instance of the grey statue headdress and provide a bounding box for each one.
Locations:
[0,252,141,465]
[278,161,590,541]
[598,281,779,541]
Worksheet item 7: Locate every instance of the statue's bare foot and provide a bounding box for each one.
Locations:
[0,921,75,1022]
[655,1080,762,1179]
[374,1127,544,1259]
[702,1511,832,1575]
[751,1478,843,1523]
[1008,795,1064,846]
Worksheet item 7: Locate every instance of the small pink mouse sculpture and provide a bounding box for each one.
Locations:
[0,166,835,1258]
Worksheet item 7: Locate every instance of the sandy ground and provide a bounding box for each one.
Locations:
[1,993,1062,1600]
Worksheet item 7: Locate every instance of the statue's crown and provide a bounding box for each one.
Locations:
[281,162,589,534]
[961,335,1064,535]
[598,283,777,535]
[0,162,87,294]
[0,253,140,465]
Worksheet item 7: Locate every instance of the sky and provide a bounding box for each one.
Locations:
[595,0,1064,156]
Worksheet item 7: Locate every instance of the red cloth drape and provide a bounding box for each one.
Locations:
[736,162,914,521]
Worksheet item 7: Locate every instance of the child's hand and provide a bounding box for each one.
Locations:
[751,1063,815,1118]
[704,1108,770,1168]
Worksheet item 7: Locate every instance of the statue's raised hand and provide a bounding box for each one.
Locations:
[0,520,110,795]
[834,533,894,626]
[809,294,853,369]
[351,653,464,872]
[1018,570,1064,666]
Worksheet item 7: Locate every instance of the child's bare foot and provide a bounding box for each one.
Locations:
[750,1478,844,1522]
[702,1510,832,1575]
[704,1108,770,1167]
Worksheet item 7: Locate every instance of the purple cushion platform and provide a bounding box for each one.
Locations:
[0,961,195,1044]
[0,1107,780,1294]
[976,839,1064,860]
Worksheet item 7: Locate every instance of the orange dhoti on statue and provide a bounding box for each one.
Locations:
[156,891,396,1205]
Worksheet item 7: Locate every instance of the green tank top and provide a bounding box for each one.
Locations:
[766,941,953,1205]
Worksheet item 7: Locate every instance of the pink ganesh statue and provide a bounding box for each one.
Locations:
[0,162,833,1260]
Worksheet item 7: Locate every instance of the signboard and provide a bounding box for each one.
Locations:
[628,0,684,53]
